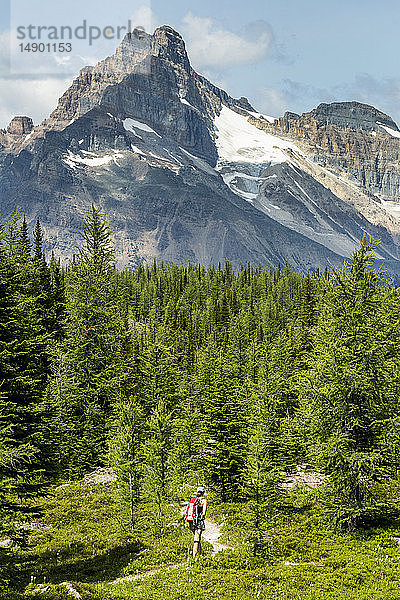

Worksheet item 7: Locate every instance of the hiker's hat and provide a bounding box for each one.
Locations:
[197,486,205,493]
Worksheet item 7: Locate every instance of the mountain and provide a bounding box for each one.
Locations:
[1,26,400,272]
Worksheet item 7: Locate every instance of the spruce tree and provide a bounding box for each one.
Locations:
[200,343,247,501]
[301,238,400,530]
[33,218,44,262]
[244,398,281,555]
[144,399,174,532]
[109,398,145,531]
[16,216,31,262]
[0,224,51,520]
[45,206,128,474]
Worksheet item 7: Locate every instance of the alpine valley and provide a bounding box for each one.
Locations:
[2,25,400,273]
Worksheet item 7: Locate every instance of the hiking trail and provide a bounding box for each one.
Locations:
[105,512,231,586]
[180,502,231,555]
[202,517,231,554]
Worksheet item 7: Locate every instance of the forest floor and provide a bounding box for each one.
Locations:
[3,471,400,599]
[106,515,230,586]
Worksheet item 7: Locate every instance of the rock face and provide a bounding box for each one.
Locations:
[7,116,33,136]
[304,101,398,132]
[1,27,400,275]
[251,102,400,203]
[23,27,252,164]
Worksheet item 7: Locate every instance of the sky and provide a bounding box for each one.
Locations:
[1,0,400,128]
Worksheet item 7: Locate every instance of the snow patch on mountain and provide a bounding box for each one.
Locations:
[214,106,303,204]
[63,150,124,168]
[128,143,183,172]
[222,171,265,184]
[180,147,218,175]
[219,170,266,202]
[180,98,196,110]
[378,123,400,139]
[214,106,299,164]
[248,111,276,123]
[130,145,146,156]
[123,118,162,138]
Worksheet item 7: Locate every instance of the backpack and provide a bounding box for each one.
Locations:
[185,495,199,523]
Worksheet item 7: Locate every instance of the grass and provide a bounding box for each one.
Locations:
[0,479,192,598]
[2,478,400,599]
[100,485,400,600]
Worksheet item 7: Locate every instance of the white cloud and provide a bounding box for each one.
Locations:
[54,55,72,66]
[129,5,159,33]
[181,13,272,70]
[0,77,73,128]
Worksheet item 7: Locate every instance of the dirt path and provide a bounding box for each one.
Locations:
[108,563,178,585]
[180,503,231,555]
[105,511,231,586]
[202,517,231,554]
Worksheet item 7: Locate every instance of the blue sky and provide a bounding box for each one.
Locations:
[1,0,400,127]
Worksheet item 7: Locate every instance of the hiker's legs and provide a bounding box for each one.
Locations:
[193,529,202,559]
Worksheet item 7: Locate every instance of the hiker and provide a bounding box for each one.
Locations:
[185,486,207,559]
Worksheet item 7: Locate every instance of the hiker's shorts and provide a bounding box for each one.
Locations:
[197,519,206,531]
[189,519,205,532]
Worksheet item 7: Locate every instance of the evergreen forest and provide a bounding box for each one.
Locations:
[2,208,400,600]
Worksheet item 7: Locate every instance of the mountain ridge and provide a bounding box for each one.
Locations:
[1,26,400,273]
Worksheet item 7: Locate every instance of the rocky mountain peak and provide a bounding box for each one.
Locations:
[91,27,153,77]
[12,24,249,159]
[308,101,399,132]
[3,25,400,276]
[7,116,33,136]
[250,99,400,205]
[153,25,191,78]
[154,26,187,56]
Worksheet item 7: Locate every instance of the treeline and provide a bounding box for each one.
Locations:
[1,208,400,547]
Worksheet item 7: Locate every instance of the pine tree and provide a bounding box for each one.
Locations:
[144,399,174,532]
[301,238,400,530]
[200,343,247,501]
[169,385,208,488]
[79,204,115,272]
[16,216,31,262]
[49,254,65,340]
[45,206,128,474]
[33,218,44,262]
[109,398,145,531]
[0,227,51,519]
[243,397,281,555]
